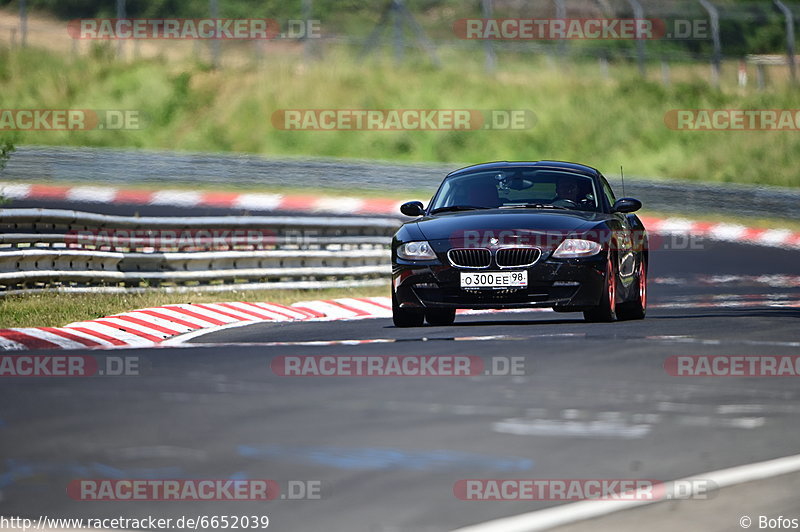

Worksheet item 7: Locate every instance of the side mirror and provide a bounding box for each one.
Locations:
[612,198,642,214]
[400,201,425,217]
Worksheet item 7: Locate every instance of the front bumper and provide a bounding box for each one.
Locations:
[393,254,607,310]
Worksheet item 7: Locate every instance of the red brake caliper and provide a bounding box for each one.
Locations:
[640,262,647,308]
[608,257,616,313]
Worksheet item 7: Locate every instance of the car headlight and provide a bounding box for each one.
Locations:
[552,239,602,258]
[397,241,437,260]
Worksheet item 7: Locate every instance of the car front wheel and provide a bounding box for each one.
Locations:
[425,308,456,326]
[392,292,424,327]
[583,255,617,323]
[616,259,647,321]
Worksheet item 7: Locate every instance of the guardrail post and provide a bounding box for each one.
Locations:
[599,54,610,79]
[594,0,614,16]
[554,0,567,57]
[774,0,797,85]
[595,0,613,79]
[116,0,126,59]
[209,0,221,69]
[18,0,27,48]
[757,63,767,90]
[482,0,496,73]
[627,0,646,76]
[302,0,313,62]
[393,0,404,63]
[699,0,721,88]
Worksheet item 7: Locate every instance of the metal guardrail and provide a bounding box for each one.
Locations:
[0,146,453,193]
[0,208,398,295]
[4,147,800,221]
[623,179,800,221]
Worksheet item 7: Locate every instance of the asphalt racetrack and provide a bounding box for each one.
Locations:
[1,238,799,531]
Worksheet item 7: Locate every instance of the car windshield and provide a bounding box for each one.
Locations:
[429,168,601,213]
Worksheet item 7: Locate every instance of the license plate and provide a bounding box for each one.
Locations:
[460,271,527,289]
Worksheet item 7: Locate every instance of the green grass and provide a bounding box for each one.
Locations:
[1,46,800,189]
[0,284,391,328]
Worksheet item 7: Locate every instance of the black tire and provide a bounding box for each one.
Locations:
[425,308,456,326]
[616,259,647,321]
[583,255,617,323]
[392,292,424,327]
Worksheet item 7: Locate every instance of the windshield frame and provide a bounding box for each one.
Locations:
[427,167,604,215]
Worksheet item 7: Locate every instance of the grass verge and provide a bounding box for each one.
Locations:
[2,46,800,188]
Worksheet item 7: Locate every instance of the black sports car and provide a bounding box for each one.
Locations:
[391,161,648,327]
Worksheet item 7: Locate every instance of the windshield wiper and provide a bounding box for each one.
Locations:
[430,205,491,214]
[499,203,570,210]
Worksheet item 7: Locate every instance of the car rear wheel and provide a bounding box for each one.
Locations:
[583,255,617,323]
[392,292,424,327]
[425,308,456,326]
[616,260,647,321]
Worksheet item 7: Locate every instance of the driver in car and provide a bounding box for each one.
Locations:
[553,177,581,207]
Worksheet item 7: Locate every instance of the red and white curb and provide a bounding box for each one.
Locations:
[639,216,800,249]
[0,182,404,216]
[3,288,800,351]
[0,297,555,351]
[3,182,800,249]
[0,300,326,351]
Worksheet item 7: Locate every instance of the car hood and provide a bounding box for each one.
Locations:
[413,209,607,242]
